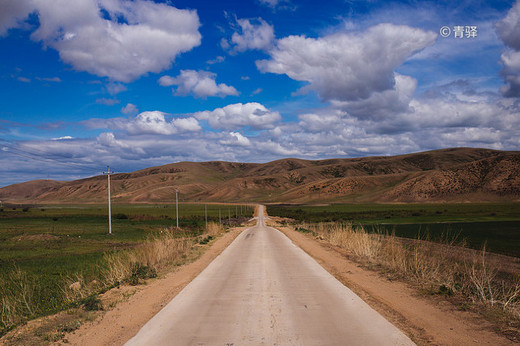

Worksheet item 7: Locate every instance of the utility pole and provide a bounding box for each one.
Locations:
[205,204,207,230]
[228,208,230,224]
[175,189,179,228]
[103,166,114,235]
[219,208,221,225]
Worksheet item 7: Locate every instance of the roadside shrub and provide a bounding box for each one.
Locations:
[128,263,157,285]
[82,295,102,311]
[57,320,82,333]
[199,235,214,244]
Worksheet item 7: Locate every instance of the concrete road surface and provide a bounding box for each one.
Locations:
[126,207,415,345]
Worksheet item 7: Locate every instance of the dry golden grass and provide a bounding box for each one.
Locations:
[62,223,226,304]
[304,222,520,319]
[0,267,36,328]
[206,222,226,237]
[101,230,193,286]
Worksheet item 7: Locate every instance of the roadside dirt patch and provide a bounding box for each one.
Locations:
[51,227,247,346]
[270,219,516,345]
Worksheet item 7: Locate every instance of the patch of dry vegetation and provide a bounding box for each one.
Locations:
[0,222,226,339]
[300,222,520,336]
[0,268,37,332]
[64,222,226,303]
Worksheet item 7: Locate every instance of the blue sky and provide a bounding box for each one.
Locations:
[0,0,519,186]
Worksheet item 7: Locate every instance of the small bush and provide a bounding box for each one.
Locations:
[82,295,102,311]
[438,284,454,296]
[128,263,157,286]
[296,227,313,233]
[113,213,128,220]
[57,320,81,333]
[199,235,214,245]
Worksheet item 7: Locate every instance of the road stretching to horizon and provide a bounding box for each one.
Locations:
[126,206,415,345]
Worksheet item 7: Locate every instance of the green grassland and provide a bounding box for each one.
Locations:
[0,203,253,334]
[266,203,520,257]
[0,203,251,266]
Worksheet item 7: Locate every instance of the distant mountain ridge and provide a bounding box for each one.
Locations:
[1,148,519,204]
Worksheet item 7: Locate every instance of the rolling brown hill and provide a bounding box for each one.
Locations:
[1,147,519,204]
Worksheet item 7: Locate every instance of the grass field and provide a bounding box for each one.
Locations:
[266,203,520,257]
[0,203,253,336]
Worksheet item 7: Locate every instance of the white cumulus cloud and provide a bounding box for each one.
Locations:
[125,111,176,135]
[220,132,251,146]
[172,117,202,132]
[228,18,275,52]
[121,103,138,115]
[2,0,201,82]
[194,102,281,130]
[97,132,120,147]
[123,111,200,135]
[158,70,239,98]
[257,23,436,102]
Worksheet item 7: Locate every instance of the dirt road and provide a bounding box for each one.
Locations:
[126,207,414,345]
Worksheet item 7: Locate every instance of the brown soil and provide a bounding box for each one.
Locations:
[267,218,517,345]
[57,226,247,346]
